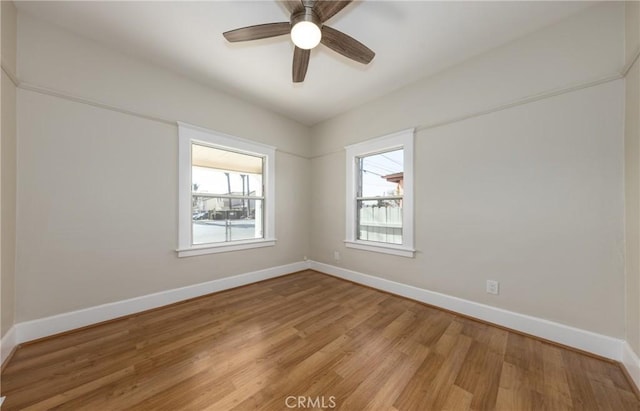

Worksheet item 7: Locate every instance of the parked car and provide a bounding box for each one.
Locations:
[192,211,208,220]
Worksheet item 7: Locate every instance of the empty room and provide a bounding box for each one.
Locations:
[1,0,640,410]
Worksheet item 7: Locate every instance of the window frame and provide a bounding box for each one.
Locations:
[177,122,276,257]
[345,128,415,258]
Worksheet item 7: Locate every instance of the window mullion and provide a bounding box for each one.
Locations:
[355,196,403,201]
[192,193,265,200]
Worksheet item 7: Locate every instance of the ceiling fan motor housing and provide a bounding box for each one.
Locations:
[291,7,321,29]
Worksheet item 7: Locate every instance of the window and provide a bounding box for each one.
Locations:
[345,129,415,257]
[177,122,275,257]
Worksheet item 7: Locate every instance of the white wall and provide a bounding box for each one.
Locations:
[17,13,310,159]
[1,0,17,338]
[625,0,640,357]
[14,12,311,322]
[310,3,627,338]
[312,2,624,156]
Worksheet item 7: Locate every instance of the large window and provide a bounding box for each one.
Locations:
[178,123,275,257]
[345,129,414,257]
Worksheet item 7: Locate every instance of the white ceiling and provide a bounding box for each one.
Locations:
[15,1,596,125]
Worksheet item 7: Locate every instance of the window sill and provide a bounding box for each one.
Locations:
[177,238,276,257]
[344,240,415,258]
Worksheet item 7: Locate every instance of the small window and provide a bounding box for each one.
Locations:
[178,123,275,257]
[345,129,415,257]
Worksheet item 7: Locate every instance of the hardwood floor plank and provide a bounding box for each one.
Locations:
[23,366,135,411]
[540,343,573,409]
[454,340,504,410]
[562,349,603,410]
[393,351,447,411]
[128,370,236,411]
[495,362,545,411]
[361,343,430,410]
[338,349,407,410]
[1,270,637,410]
[441,385,473,411]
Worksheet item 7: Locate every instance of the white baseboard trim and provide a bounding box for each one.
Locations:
[1,325,17,366]
[309,261,624,362]
[623,342,640,390]
[13,261,308,346]
[5,260,638,393]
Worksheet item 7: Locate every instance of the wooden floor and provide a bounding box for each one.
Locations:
[1,270,638,410]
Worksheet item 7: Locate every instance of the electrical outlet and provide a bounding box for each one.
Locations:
[486,280,499,295]
[334,251,341,261]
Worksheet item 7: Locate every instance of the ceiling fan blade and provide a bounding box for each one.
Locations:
[223,22,290,42]
[293,47,311,83]
[313,0,352,23]
[320,26,374,64]
[281,0,303,14]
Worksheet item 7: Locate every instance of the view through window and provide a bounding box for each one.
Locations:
[191,144,264,245]
[356,149,404,244]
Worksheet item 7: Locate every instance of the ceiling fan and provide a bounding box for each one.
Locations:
[223,0,375,83]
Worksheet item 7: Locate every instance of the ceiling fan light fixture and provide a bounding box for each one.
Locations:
[291,21,321,49]
[290,8,322,50]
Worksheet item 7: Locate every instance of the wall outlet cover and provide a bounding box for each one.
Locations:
[486,280,499,295]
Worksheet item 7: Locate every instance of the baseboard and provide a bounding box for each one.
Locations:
[5,259,637,392]
[13,261,309,345]
[309,261,624,362]
[623,342,640,392]
[1,325,17,367]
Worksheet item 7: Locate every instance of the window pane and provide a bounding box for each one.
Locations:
[192,197,263,244]
[357,199,402,245]
[192,144,263,196]
[358,149,403,197]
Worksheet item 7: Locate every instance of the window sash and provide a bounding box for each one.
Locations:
[356,198,403,244]
[193,193,265,200]
[192,197,264,245]
[355,195,403,201]
[354,148,404,245]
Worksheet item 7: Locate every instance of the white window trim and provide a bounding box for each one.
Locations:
[344,128,415,258]
[177,122,276,257]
